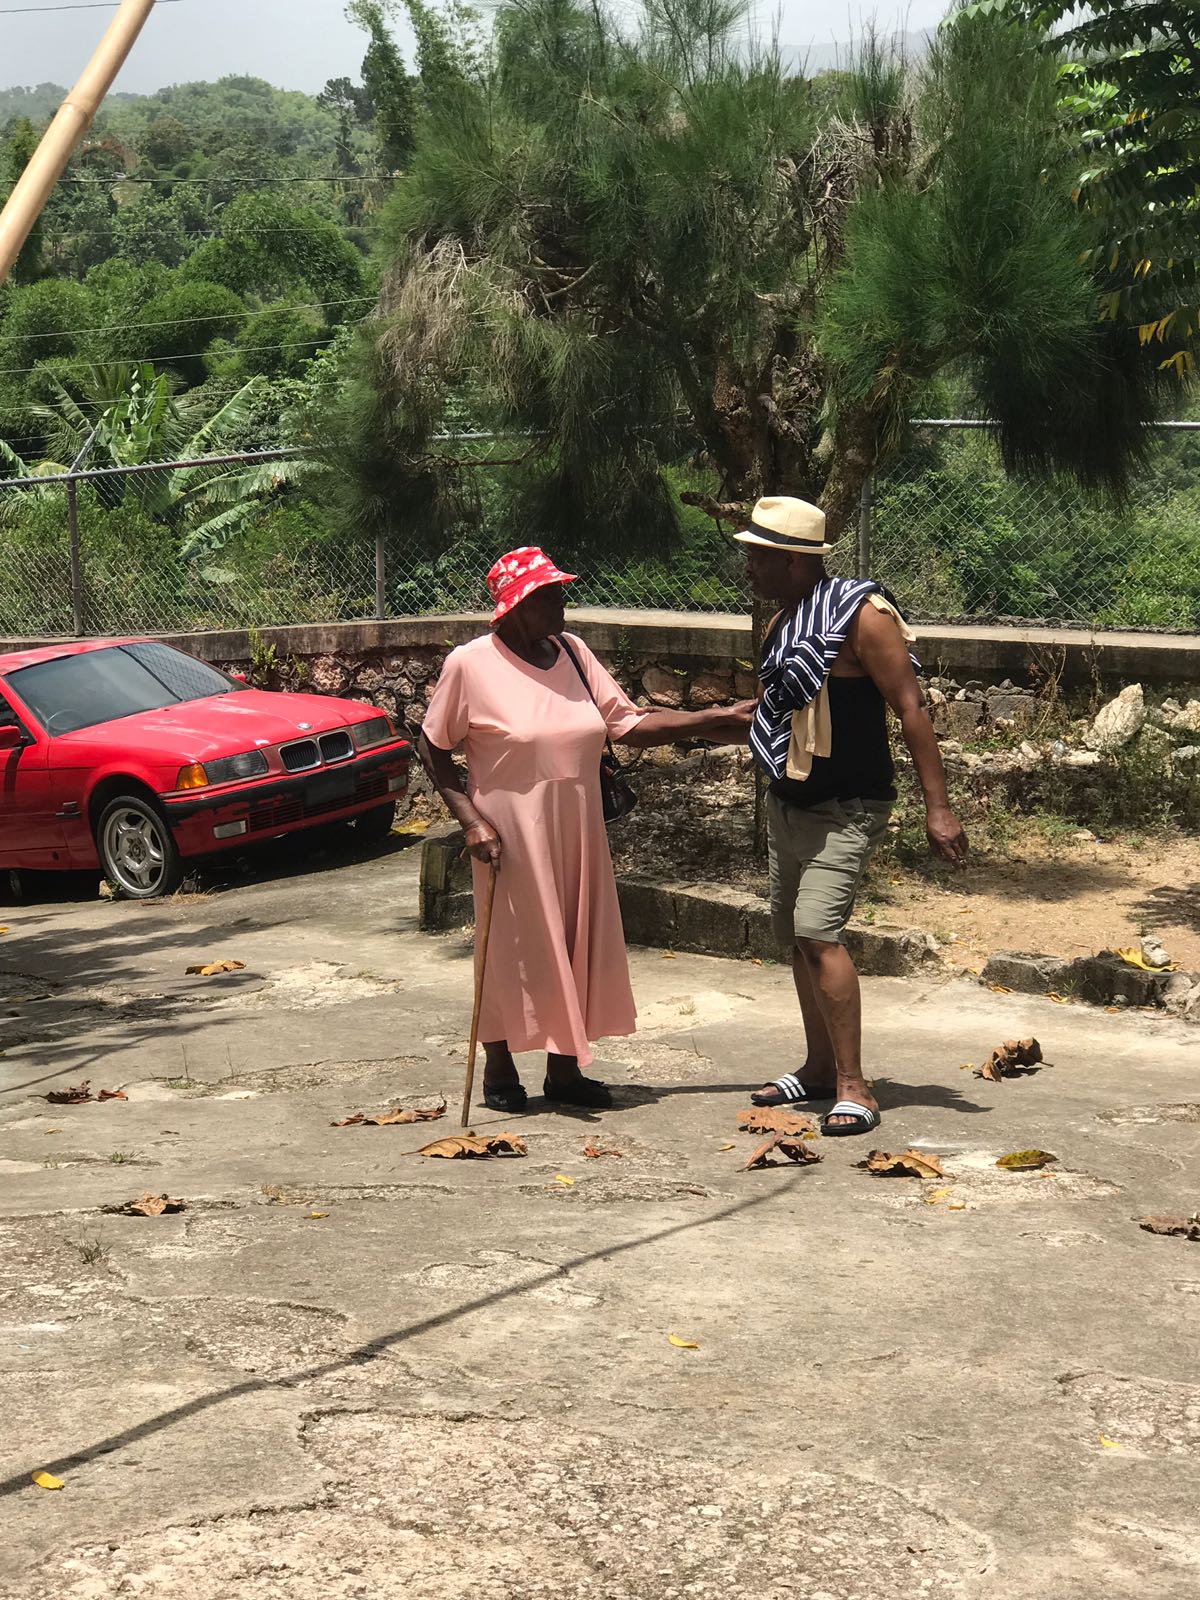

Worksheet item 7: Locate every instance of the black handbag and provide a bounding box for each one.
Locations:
[557,635,638,824]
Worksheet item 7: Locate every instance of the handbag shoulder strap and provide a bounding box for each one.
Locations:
[557,634,619,758]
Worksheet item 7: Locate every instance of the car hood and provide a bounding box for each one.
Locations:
[57,690,379,762]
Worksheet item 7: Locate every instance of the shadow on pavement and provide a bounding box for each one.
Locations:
[0,1185,791,1501]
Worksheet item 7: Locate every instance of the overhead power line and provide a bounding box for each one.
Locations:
[0,313,374,380]
[8,294,377,344]
[56,174,402,185]
[0,1,182,11]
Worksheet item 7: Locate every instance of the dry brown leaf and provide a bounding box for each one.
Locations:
[776,1136,821,1165]
[987,983,1012,994]
[744,1132,822,1170]
[105,1192,186,1217]
[996,1149,1057,1171]
[332,1100,446,1128]
[185,960,246,977]
[418,1132,527,1159]
[45,1081,93,1105]
[1138,1214,1200,1241]
[582,1141,621,1159]
[736,1107,818,1138]
[975,1037,1044,1082]
[859,1149,947,1179]
[97,1088,127,1102]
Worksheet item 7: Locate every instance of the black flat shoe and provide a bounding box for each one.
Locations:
[483,1083,528,1113]
[542,1074,612,1108]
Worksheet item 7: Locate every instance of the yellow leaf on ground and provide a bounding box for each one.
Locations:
[925,1187,953,1205]
[667,1334,699,1349]
[393,819,431,835]
[553,1174,575,1186]
[31,1471,63,1490]
[1099,1435,1124,1450]
[1114,948,1178,973]
[718,1143,735,1152]
[996,1149,1057,1171]
[305,1211,330,1220]
[987,983,1012,994]
[185,960,246,977]
[0,927,9,935]
[947,1202,967,1211]
[661,952,677,960]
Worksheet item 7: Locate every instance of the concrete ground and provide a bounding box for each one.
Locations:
[1,834,1197,1600]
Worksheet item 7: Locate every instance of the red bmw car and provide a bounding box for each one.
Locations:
[0,638,410,899]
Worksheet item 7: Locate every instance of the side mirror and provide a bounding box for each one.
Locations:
[0,725,24,751]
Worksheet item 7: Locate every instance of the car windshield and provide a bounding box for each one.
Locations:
[7,643,240,735]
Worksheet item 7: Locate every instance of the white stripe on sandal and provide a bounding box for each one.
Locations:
[821,1100,881,1136]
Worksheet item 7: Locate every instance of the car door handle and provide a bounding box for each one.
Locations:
[55,802,81,819]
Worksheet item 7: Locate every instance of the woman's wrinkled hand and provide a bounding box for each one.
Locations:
[464,819,503,870]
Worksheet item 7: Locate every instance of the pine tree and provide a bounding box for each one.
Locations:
[347,0,1175,561]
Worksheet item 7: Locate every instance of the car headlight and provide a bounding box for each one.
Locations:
[205,749,270,785]
[351,715,396,750]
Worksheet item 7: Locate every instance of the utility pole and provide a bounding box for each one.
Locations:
[0,0,159,285]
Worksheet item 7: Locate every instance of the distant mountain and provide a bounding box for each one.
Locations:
[0,82,140,126]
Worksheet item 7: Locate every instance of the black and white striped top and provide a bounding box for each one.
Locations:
[749,577,919,779]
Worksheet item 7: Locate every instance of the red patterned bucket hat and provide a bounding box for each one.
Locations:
[487,546,577,622]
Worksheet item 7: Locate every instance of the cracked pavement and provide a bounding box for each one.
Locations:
[1,833,1197,1598]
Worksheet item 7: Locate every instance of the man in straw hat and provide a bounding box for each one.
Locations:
[735,496,968,1135]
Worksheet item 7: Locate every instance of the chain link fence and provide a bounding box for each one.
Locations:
[1,423,1198,636]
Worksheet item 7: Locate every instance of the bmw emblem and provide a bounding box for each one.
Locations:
[298,721,312,730]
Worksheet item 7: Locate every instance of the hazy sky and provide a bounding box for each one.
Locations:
[2,1,951,96]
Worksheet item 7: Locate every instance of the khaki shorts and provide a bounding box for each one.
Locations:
[767,792,892,946]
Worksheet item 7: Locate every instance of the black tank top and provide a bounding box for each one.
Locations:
[768,675,895,808]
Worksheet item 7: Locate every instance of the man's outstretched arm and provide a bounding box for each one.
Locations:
[851,605,968,865]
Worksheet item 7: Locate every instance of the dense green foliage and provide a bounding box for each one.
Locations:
[1,4,1197,636]
[964,0,1200,376]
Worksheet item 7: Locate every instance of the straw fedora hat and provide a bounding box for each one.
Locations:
[733,495,833,555]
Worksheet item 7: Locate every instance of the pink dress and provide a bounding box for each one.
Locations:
[421,632,649,1067]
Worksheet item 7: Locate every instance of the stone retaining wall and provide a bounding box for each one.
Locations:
[5,613,1193,744]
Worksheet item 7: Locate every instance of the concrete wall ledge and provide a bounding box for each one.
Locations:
[4,608,1197,688]
[418,831,940,977]
[420,832,1200,1022]
[982,949,1200,1020]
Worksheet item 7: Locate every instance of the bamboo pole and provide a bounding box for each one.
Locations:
[0,0,159,286]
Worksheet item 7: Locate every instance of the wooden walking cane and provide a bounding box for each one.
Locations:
[460,862,498,1126]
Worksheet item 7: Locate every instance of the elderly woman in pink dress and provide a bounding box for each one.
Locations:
[419,547,753,1111]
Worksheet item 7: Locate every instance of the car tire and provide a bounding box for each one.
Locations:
[97,794,184,900]
[353,802,397,844]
